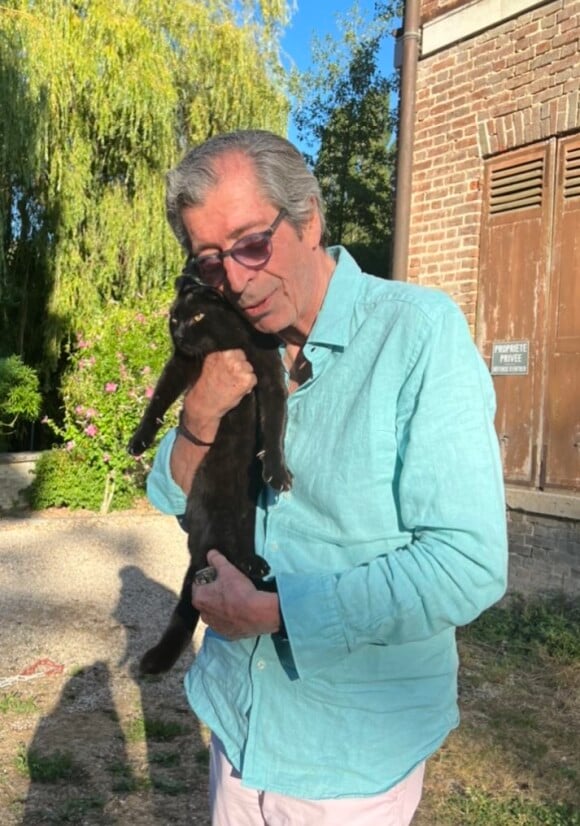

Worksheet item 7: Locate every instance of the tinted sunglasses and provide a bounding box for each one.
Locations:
[183,208,288,288]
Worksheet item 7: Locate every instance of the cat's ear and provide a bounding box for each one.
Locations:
[175,254,200,292]
[175,273,198,293]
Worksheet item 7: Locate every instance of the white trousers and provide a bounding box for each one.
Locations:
[209,735,425,826]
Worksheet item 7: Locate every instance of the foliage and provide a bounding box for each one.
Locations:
[292,2,399,277]
[460,592,580,665]
[30,291,176,512]
[26,448,134,511]
[0,693,38,714]
[0,354,41,431]
[0,0,291,381]
[126,716,190,743]
[414,592,580,825]
[441,787,580,826]
[15,745,86,783]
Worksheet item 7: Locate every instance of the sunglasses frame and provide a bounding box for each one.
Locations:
[183,208,288,288]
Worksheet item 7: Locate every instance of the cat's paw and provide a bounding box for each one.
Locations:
[239,555,271,580]
[127,436,147,456]
[127,424,155,455]
[262,460,293,492]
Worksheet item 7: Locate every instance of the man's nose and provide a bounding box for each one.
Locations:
[222,257,254,294]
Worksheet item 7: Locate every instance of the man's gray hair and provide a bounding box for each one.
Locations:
[166,130,326,251]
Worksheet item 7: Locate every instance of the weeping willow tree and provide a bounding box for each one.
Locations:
[0,0,291,381]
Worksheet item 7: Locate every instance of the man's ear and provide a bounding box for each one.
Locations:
[303,196,323,248]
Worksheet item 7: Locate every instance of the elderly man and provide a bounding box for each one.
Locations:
[147,130,507,825]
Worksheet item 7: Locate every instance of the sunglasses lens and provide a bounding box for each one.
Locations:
[196,257,226,287]
[232,233,271,267]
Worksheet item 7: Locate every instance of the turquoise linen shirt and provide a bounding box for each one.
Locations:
[147,247,508,800]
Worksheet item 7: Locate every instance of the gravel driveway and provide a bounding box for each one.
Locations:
[0,506,211,825]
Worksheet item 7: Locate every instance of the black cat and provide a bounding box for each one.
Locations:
[128,275,291,675]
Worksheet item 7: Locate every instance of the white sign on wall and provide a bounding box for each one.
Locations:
[491,340,529,375]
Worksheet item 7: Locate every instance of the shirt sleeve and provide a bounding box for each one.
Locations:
[146,428,188,515]
[276,302,508,679]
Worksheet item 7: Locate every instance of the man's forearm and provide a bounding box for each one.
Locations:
[170,414,220,494]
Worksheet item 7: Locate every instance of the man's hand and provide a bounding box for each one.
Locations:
[192,550,281,640]
[170,350,257,494]
[184,349,257,427]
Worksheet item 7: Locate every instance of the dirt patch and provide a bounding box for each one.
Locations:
[0,509,210,825]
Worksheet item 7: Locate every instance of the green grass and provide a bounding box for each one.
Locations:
[125,716,189,743]
[460,593,580,665]
[151,776,188,795]
[15,745,86,783]
[107,759,148,793]
[46,796,105,823]
[107,757,187,795]
[415,593,580,825]
[150,751,181,767]
[195,747,210,768]
[0,692,38,714]
[441,787,580,825]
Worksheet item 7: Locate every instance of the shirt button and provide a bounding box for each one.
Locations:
[256,659,266,671]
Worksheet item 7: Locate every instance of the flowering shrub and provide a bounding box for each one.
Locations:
[34,291,178,512]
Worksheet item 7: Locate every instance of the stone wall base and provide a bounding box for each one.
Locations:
[508,508,580,596]
[0,452,42,511]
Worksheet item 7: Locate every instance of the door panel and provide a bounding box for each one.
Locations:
[476,144,553,486]
[544,137,580,490]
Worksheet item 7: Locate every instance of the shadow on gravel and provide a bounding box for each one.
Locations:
[20,563,209,825]
[21,660,128,825]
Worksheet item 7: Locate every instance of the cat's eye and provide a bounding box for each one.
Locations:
[192,313,205,322]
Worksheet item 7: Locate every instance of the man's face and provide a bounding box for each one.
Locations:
[180,153,323,341]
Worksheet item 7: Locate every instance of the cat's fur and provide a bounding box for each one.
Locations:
[128,275,291,675]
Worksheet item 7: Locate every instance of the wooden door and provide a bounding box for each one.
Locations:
[476,142,554,486]
[543,136,580,490]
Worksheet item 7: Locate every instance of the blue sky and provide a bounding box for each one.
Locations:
[281,0,396,74]
[279,1,398,146]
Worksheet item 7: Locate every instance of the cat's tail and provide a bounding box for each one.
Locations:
[139,610,197,675]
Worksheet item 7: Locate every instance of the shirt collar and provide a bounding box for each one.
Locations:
[305,246,363,350]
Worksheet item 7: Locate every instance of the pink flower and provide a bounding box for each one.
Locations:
[135,313,147,323]
[41,415,49,424]
[145,386,154,399]
[75,405,85,415]
[66,440,75,451]
[85,408,98,419]
[105,382,118,393]
[141,366,151,375]
[102,453,111,463]
[84,424,98,437]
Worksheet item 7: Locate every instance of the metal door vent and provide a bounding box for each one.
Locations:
[490,158,544,214]
[564,145,580,200]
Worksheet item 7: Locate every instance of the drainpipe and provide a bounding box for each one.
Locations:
[391,0,421,281]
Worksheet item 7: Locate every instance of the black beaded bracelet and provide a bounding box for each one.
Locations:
[177,411,215,447]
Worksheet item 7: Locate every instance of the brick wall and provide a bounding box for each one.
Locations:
[410,0,580,326]
[0,452,42,511]
[508,509,580,595]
